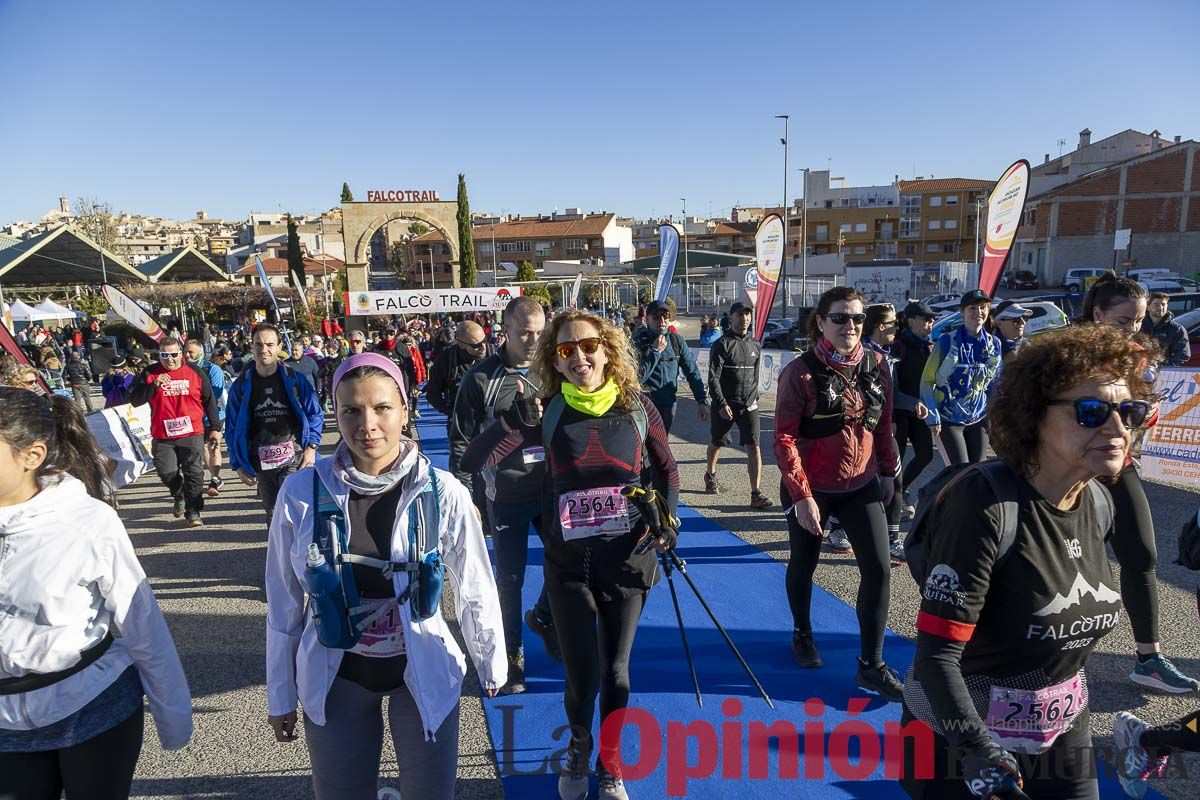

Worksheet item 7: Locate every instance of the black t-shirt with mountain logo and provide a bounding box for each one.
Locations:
[248,368,302,462]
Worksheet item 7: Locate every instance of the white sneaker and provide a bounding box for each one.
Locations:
[901,504,916,521]
[598,765,629,799]
[889,539,907,564]
[827,527,852,553]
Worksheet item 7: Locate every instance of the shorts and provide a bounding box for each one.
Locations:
[710,403,760,447]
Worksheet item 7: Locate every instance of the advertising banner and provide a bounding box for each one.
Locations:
[979,160,1030,298]
[85,404,154,488]
[1141,368,1200,484]
[753,214,785,340]
[346,286,523,316]
[655,224,680,302]
[102,284,164,344]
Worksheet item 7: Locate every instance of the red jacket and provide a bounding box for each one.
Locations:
[774,348,900,501]
[408,344,427,384]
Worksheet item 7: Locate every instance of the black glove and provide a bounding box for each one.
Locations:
[623,486,679,554]
[500,396,541,432]
[962,745,1023,799]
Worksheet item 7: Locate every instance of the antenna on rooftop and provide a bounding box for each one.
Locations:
[1057,138,1067,158]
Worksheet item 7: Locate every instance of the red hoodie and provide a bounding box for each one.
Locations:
[132,363,220,440]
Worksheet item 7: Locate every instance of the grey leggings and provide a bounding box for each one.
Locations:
[304,677,459,800]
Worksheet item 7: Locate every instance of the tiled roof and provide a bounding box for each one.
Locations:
[897,178,993,193]
[414,213,615,242]
[236,256,333,276]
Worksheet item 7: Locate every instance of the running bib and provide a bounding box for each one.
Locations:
[349,597,406,658]
[163,416,194,438]
[558,487,630,541]
[257,440,296,470]
[985,672,1085,755]
[522,447,546,465]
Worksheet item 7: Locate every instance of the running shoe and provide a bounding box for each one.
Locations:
[889,539,907,566]
[500,653,526,696]
[206,477,223,497]
[557,736,591,800]
[703,472,721,495]
[827,527,852,554]
[525,609,562,662]
[597,764,629,799]
[792,631,822,668]
[749,491,772,509]
[901,504,916,521]
[1114,711,1170,798]
[856,659,904,702]
[185,512,203,528]
[1129,653,1200,694]
[172,496,185,518]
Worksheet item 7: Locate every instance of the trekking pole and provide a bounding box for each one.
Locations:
[659,551,703,708]
[664,548,774,709]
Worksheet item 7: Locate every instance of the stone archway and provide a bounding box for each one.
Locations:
[341,199,461,290]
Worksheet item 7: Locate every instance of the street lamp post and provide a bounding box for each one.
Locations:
[801,167,810,306]
[680,198,689,314]
[491,220,498,286]
[775,115,789,320]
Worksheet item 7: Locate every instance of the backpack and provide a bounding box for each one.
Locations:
[1176,508,1200,571]
[798,349,885,438]
[541,392,648,445]
[309,468,445,649]
[903,459,1113,588]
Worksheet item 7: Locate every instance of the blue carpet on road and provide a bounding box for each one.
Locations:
[415,400,1152,799]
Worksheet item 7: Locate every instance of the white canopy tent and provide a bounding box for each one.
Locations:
[7,299,53,321]
[34,298,80,319]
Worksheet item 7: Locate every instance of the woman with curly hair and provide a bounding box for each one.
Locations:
[900,325,1153,799]
[461,310,679,800]
[1078,271,1197,693]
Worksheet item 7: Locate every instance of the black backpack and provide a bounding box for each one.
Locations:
[903,459,1113,588]
[1176,508,1200,570]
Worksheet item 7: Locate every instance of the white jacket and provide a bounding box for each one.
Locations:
[0,475,193,750]
[265,440,506,736]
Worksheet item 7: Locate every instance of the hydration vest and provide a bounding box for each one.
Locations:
[797,349,885,439]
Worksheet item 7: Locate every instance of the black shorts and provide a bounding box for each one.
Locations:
[710,403,760,447]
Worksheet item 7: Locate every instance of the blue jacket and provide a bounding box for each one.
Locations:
[226,363,323,477]
[919,327,1001,427]
[699,328,722,348]
[190,359,227,422]
[632,326,707,409]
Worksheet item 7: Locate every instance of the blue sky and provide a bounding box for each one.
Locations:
[1,0,1197,224]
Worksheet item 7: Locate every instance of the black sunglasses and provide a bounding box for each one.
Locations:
[457,339,486,350]
[1048,397,1150,429]
[823,312,866,326]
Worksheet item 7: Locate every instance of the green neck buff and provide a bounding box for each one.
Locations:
[560,378,620,417]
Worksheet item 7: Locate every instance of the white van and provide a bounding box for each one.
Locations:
[1060,268,1107,292]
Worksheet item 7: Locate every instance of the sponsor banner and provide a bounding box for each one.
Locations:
[102,284,165,344]
[753,214,785,340]
[346,286,523,316]
[655,224,680,302]
[1141,368,1200,483]
[85,403,154,488]
[980,160,1030,298]
[692,346,792,404]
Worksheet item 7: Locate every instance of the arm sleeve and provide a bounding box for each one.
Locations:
[873,353,901,477]
[642,397,680,517]
[447,372,485,484]
[920,337,945,427]
[676,334,707,404]
[97,511,193,750]
[265,479,306,717]
[773,363,814,501]
[438,474,507,691]
[708,340,727,408]
[460,418,535,473]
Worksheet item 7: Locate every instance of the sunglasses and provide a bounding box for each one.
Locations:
[1048,397,1150,429]
[457,339,486,350]
[555,337,603,359]
[823,312,866,326]
[159,352,183,360]
[20,378,38,387]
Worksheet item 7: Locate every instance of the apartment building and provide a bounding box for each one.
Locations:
[895,178,992,264]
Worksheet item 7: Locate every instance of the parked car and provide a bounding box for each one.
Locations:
[1141,277,1200,294]
[762,309,813,350]
[1172,309,1200,367]
[1061,267,1108,293]
[763,318,794,337]
[932,301,1070,341]
[1167,292,1200,316]
[1026,292,1085,318]
[1128,268,1177,282]
[1002,270,1040,290]
[920,293,963,313]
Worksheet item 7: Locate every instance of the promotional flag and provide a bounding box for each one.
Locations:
[979,160,1030,298]
[570,272,583,309]
[102,284,164,344]
[752,214,785,341]
[654,224,680,302]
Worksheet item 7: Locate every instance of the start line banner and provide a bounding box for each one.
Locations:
[1142,367,1200,484]
[346,287,522,316]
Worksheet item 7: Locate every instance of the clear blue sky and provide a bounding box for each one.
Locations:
[1,0,1197,224]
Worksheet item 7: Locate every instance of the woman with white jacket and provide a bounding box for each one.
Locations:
[0,388,192,800]
[265,352,506,800]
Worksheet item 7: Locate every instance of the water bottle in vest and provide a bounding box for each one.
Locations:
[303,543,356,649]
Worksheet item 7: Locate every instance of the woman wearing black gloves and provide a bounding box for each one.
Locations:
[900,325,1153,799]
[461,310,679,800]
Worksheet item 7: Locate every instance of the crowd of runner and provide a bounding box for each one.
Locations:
[0,273,1198,800]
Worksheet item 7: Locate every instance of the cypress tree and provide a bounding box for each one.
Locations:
[341,182,353,202]
[456,173,477,288]
[286,214,306,288]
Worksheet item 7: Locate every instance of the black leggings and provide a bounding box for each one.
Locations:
[1142,707,1200,756]
[895,412,936,489]
[0,705,144,800]
[783,478,891,665]
[548,583,646,748]
[1107,465,1159,645]
[938,419,989,465]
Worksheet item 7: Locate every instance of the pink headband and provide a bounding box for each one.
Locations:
[331,353,408,408]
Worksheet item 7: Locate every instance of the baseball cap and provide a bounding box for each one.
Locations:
[959,289,992,308]
[646,300,671,317]
[902,300,937,319]
[110,356,127,368]
[729,301,751,316]
[994,301,1034,321]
